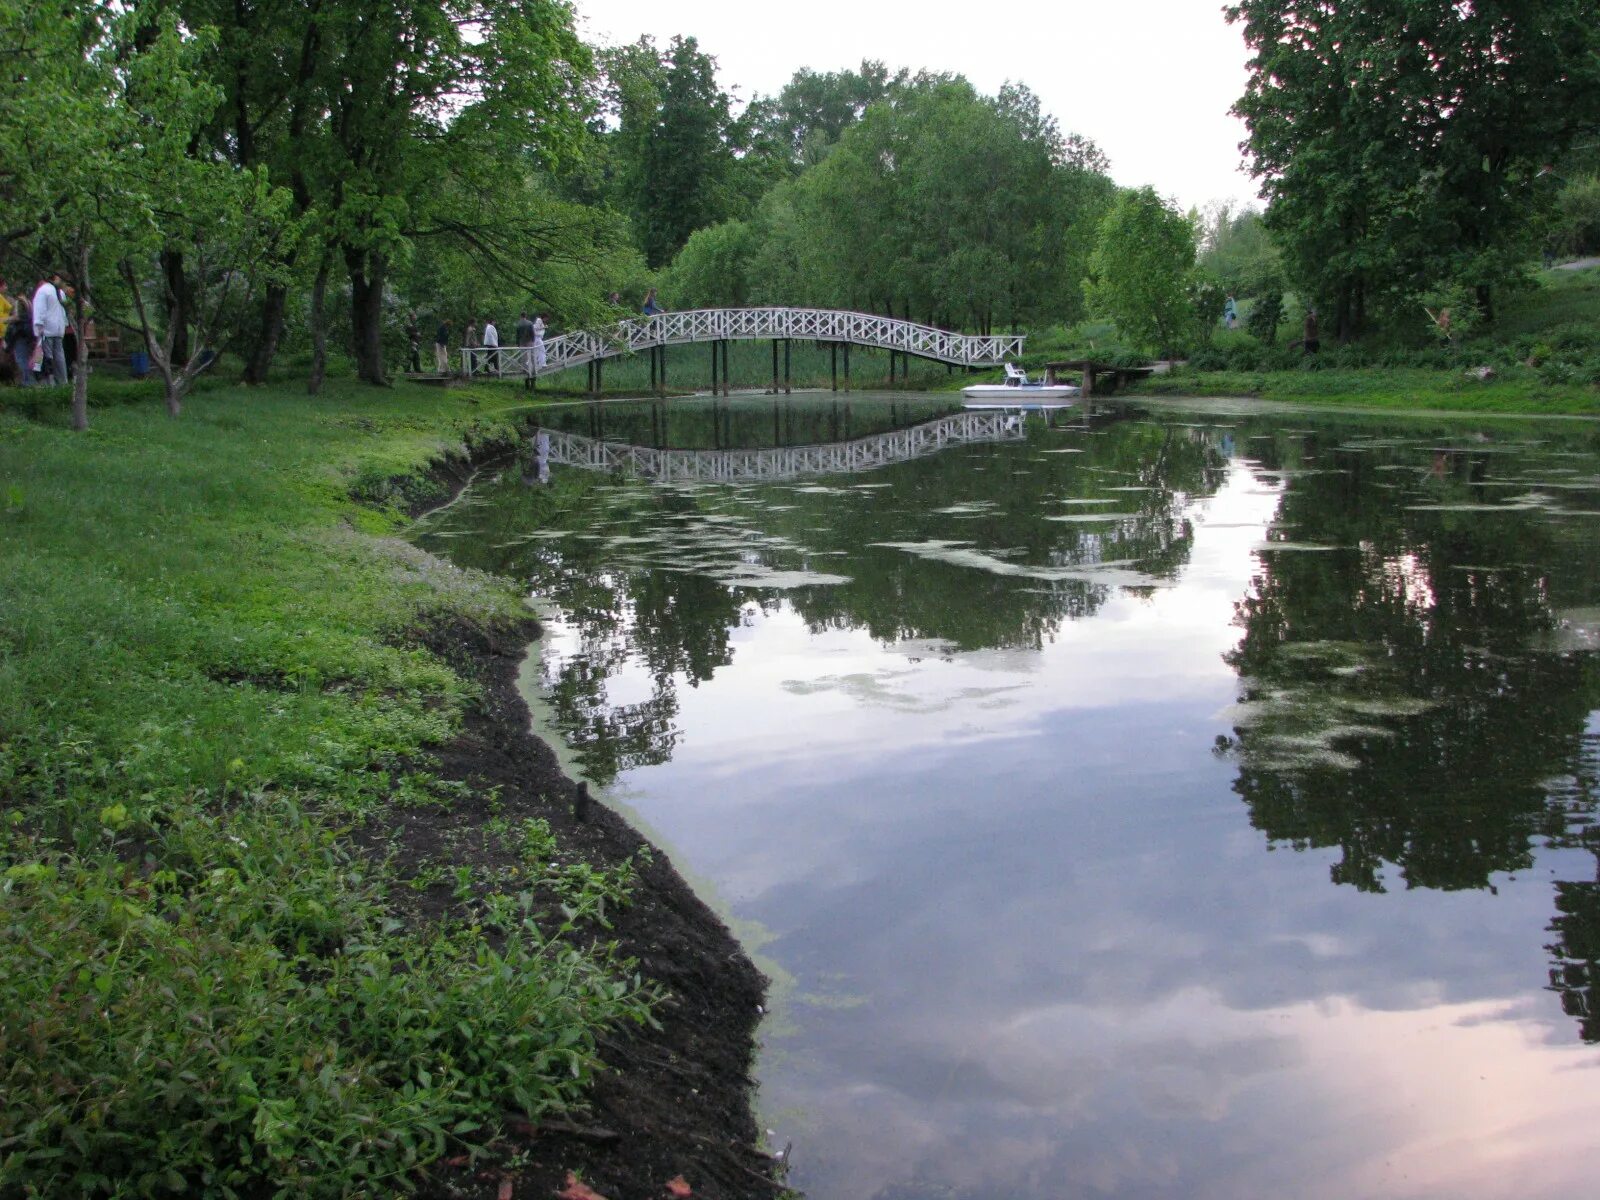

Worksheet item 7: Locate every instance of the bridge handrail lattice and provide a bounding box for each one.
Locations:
[465,307,1024,378]
[533,410,1025,483]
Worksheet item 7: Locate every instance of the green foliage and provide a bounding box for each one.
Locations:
[1550,173,1600,258]
[1196,202,1283,299]
[1228,0,1600,336]
[662,77,1114,333]
[1246,291,1285,344]
[1084,187,1198,354]
[1418,281,1481,348]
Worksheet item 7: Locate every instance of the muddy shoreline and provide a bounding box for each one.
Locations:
[395,446,786,1199]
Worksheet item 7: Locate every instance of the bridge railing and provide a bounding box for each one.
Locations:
[530,410,1026,483]
[461,307,1024,379]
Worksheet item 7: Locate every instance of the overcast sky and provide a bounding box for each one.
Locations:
[576,0,1262,213]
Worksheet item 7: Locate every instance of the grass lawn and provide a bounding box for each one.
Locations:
[0,378,663,1195]
[1126,364,1600,415]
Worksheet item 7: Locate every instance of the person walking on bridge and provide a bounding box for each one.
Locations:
[515,311,536,391]
[482,317,499,375]
[433,318,451,374]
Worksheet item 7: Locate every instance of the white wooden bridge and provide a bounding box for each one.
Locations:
[465,307,1024,391]
[531,410,1026,483]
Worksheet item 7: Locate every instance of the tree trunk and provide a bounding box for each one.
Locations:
[1476,283,1494,324]
[243,282,289,385]
[164,370,183,418]
[308,255,331,395]
[344,245,388,385]
[162,248,191,366]
[71,243,91,431]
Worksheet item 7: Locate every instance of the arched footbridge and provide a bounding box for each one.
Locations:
[462,307,1025,393]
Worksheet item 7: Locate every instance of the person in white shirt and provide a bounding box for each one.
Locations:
[31,274,69,386]
[482,319,499,375]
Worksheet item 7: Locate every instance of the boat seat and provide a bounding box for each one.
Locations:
[1003,362,1028,381]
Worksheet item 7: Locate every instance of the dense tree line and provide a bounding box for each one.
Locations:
[1227,0,1600,341]
[8,0,1595,427]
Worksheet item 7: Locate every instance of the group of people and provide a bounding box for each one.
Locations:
[408,310,549,389]
[407,290,665,387]
[1,274,80,387]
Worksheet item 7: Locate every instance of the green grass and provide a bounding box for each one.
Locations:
[0,379,658,1195]
[1129,364,1600,414]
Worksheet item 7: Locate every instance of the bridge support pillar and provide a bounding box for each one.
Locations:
[721,340,731,397]
[831,344,838,392]
[650,345,658,393]
[771,340,779,395]
[784,338,791,395]
[709,342,718,395]
[659,345,667,395]
[843,343,851,391]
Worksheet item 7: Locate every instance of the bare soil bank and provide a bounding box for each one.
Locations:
[390,453,785,1200]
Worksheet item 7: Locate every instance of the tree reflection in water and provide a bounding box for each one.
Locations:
[1216,423,1600,1040]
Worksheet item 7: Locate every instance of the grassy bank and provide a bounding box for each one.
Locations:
[0,379,735,1195]
[1125,364,1600,414]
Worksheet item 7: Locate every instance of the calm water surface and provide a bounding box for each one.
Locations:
[416,394,1600,1200]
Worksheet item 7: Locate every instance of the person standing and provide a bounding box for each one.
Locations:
[433,317,451,374]
[0,280,13,331]
[405,311,421,373]
[515,311,536,391]
[32,273,69,385]
[642,288,662,316]
[482,317,500,376]
[4,293,30,386]
[533,313,547,373]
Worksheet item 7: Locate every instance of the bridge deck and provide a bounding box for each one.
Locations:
[465,307,1024,380]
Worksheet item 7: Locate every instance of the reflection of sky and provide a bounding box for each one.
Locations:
[530,435,1600,1199]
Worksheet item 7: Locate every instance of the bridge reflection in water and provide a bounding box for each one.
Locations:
[533,410,1025,483]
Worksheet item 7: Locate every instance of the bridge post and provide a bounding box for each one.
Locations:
[650,345,657,393]
[709,342,718,395]
[660,345,667,395]
[831,344,838,392]
[771,341,778,395]
[784,338,791,395]
[721,340,731,397]
[843,343,851,391]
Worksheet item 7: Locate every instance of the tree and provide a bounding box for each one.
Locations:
[596,36,747,270]
[0,2,269,424]
[1228,0,1600,336]
[1084,187,1197,354]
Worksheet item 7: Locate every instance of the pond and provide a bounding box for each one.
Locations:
[415,393,1600,1200]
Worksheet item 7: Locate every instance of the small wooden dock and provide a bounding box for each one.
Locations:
[1042,360,1156,397]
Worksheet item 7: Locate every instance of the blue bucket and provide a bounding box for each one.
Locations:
[129,350,150,379]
